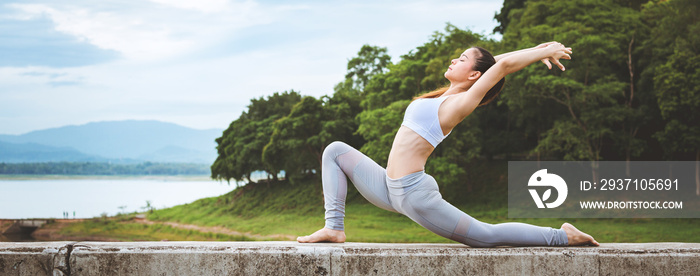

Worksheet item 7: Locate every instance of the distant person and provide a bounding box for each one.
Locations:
[298,42,599,247]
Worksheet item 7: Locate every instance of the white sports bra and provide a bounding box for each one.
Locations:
[401,96,451,147]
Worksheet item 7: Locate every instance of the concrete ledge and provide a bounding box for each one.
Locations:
[1,242,699,275]
[0,241,73,275]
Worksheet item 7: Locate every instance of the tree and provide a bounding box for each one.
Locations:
[345,45,392,91]
[211,91,302,184]
[493,0,527,34]
[644,0,699,194]
[500,0,646,164]
[356,100,410,165]
[320,80,366,149]
[360,24,487,111]
[263,96,325,183]
[141,200,154,213]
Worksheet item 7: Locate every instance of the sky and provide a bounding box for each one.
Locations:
[0,0,504,135]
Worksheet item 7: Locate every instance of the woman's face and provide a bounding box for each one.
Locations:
[444,48,478,82]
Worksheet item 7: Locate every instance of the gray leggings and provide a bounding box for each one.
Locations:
[322,141,568,247]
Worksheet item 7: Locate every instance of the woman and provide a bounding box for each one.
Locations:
[297,42,599,247]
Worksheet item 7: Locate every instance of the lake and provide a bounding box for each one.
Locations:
[0,176,236,219]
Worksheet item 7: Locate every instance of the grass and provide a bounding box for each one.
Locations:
[59,160,700,243]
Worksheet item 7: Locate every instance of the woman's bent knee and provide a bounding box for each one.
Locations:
[323,141,351,161]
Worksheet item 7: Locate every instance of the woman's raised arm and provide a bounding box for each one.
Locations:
[494,42,570,69]
[499,42,571,73]
[441,42,572,127]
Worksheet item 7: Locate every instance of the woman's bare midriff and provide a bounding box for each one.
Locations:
[386,126,436,179]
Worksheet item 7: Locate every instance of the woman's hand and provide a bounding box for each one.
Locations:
[535,41,558,49]
[535,42,572,70]
[542,42,572,71]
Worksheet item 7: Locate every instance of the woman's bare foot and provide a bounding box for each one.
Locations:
[562,222,599,246]
[297,228,346,243]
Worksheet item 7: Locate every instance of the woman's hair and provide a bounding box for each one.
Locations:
[413,46,505,107]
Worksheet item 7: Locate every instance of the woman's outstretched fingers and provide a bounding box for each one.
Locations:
[552,58,565,71]
[562,223,600,246]
[541,58,552,69]
[297,228,346,243]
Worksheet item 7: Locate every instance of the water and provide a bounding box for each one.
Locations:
[0,177,236,219]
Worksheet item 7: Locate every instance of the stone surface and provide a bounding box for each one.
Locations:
[69,242,338,275]
[0,242,72,276]
[1,242,699,275]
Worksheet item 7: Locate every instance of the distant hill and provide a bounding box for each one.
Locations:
[0,120,223,163]
[0,141,107,163]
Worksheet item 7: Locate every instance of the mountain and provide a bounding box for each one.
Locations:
[0,141,107,163]
[0,120,223,163]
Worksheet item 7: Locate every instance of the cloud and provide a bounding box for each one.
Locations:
[48,80,81,87]
[6,3,195,61]
[4,0,285,62]
[0,0,504,135]
[148,0,241,13]
[20,71,67,78]
[4,0,500,64]
[0,9,119,67]
[18,71,81,86]
[2,66,82,87]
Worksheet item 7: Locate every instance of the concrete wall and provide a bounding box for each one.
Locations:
[1,242,699,275]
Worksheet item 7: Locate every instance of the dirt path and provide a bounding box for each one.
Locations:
[31,220,122,242]
[134,218,297,241]
[24,217,297,242]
